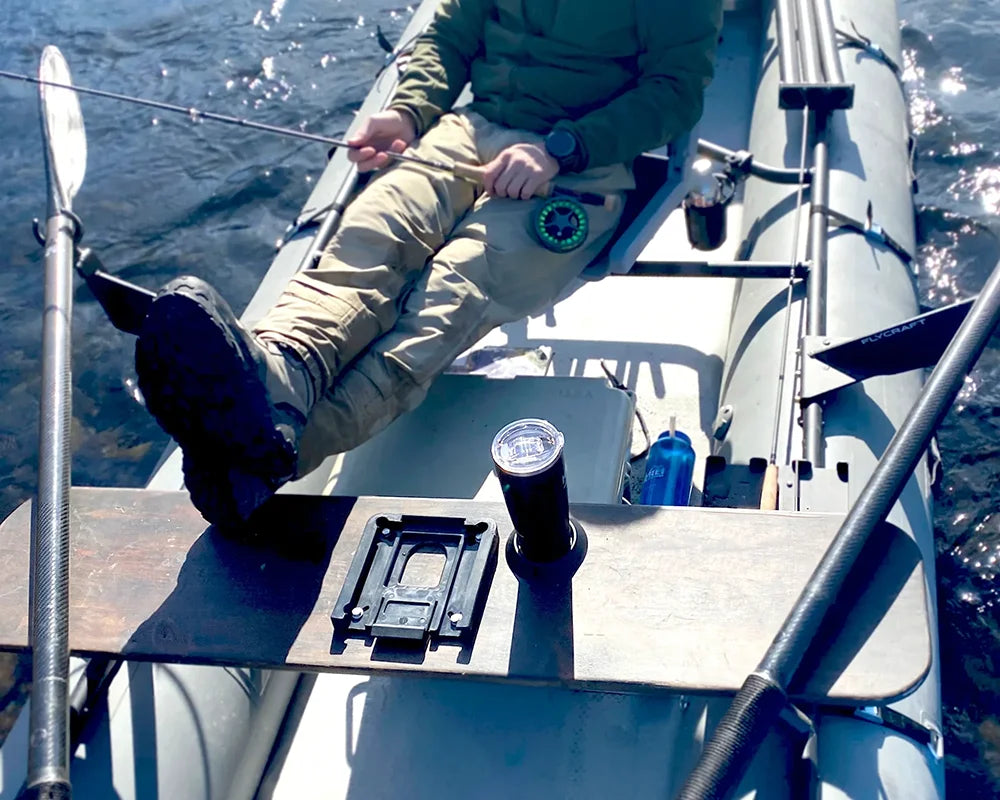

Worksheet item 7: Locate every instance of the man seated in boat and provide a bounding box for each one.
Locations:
[135,0,724,527]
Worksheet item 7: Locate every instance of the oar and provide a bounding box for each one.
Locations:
[676,254,1000,800]
[0,68,612,208]
[25,45,87,800]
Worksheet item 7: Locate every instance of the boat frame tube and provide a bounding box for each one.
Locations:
[793,0,822,85]
[813,0,847,86]
[804,109,832,466]
[774,0,800,85]
[696,138,813,185]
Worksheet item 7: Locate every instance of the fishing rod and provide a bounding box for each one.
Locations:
[759,109,812,511]
[24,46,85,800]
[0,68,612,208]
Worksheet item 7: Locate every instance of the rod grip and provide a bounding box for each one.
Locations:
[760,463,779,510]
[452,162,557,199]
[452,162,488,184]
[674,673,788,800]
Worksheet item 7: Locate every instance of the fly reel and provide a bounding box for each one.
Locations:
[531,197,589,253]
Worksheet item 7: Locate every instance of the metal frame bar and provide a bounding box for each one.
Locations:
[626,261,810,279]
[804,110,832,466]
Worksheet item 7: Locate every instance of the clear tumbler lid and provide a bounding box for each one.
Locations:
[491,418,565,476]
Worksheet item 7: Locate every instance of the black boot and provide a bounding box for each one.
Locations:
[136,276,314,528]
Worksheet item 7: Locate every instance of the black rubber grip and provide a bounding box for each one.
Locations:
[674,673,788,800]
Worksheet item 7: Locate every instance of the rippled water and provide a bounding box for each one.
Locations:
[902,1,1000,794]
[0,0,408,513]
[0,0,408,757]
[0,0,998,794]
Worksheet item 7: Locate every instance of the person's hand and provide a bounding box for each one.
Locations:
[482,143,559,200]
[347,110,417,172]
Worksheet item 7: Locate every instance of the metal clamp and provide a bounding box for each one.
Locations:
[777,460,850,513]
[800,335,859,401]
[32,208,84,247]
[826,703,944,761]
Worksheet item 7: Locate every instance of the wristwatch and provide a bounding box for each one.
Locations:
[544,128,581,173]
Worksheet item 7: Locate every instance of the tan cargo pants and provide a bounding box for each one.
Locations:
[255,110,632,476]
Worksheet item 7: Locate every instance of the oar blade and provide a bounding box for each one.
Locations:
[38,45,87,210]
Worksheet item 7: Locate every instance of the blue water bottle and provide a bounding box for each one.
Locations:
[639,422,695,506]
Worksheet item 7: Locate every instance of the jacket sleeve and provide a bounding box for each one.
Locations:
[388,0,492,136]
[558,0,724,171]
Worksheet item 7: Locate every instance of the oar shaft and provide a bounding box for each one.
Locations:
[27,210,76,796]
[766,255,1000,682]
[676,255,1000,799]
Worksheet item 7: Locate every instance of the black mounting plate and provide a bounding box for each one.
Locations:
[779,82,855,111]
[331,513,499,643]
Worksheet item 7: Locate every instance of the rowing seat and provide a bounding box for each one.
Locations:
[580,133,695,281]
[288,373,635,503]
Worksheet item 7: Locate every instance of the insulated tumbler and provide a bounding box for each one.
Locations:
[491,418,573,562]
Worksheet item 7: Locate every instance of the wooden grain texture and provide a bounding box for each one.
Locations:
[0,488,931,704]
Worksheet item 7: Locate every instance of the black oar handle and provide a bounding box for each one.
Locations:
[675,674,788,800]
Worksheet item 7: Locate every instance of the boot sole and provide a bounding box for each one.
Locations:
[135,278,297,485]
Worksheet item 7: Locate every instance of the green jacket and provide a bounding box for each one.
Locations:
[389,0,724,171]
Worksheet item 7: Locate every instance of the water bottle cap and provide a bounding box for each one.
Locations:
[491,418,565,476]
[657,429,692,446]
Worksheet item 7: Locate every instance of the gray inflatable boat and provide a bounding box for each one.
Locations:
[0,0,952,797]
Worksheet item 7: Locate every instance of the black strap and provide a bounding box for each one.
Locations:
[818,202,914,265]
[837,22,902,77]
[907,134,920,194]
[823,704,940,751]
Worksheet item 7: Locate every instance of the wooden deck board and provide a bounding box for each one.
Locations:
[0,487,931,703]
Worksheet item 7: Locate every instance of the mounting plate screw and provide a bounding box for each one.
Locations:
[351,607,364,620]
[449,612,463,625]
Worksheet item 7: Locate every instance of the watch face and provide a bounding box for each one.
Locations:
[546,129,577,159]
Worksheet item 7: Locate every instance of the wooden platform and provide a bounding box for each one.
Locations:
[0,488,931,703]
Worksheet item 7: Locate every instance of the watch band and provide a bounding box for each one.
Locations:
[545,128,582,173]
